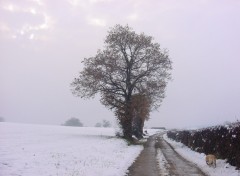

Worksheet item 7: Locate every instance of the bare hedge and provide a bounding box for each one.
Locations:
[167,122,240,169]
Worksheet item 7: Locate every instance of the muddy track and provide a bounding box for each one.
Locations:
[127,133,207,176]
[127,134,160,176]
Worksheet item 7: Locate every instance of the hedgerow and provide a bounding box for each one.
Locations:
[167,121,240,168]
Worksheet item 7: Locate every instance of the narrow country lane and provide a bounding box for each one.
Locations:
[127,133,207,176]
[127,134,160,176]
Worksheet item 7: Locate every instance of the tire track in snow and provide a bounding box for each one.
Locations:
[127,134,161,176]
[155,134,207,176]
[127,133,207,176]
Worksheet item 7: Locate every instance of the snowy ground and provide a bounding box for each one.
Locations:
[0,122,144,176]
[157,148,170,176]
[163,134,240,176]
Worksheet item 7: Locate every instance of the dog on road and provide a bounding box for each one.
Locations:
[206,154,216,168]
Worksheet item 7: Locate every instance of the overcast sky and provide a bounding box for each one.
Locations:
[1,0,240,129]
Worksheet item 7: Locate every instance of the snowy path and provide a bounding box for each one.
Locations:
[127,134,160,176]
[127,133,207,176]
[155,134,207,176]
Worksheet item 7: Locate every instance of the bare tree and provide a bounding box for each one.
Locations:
[62,117,83,127]
[71,24,172,140]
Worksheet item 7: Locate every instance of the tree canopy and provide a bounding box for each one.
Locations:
[71,24,172,139]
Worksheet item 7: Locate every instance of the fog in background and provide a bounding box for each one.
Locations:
[1,0,240,129]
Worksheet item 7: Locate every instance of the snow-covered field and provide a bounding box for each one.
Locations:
[4,122,237,176]
[163,134,240,176]
[0,122,143,176]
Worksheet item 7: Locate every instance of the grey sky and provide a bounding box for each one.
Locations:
[1,0,240,129]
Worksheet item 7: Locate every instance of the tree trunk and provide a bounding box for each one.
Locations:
[120,100,133,141]
[140,118,145,135]
[133,116,144,139]
[122,117,133,140]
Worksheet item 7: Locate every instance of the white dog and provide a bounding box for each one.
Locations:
[206,154,216,168]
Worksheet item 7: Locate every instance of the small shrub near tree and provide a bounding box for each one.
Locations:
[95,122,102,127]
[95,120,111,128]
[62,117,83,127]
[102,120,111,128]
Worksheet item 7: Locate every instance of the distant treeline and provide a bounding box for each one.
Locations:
[62,117,111,128]
[167,121,240,169]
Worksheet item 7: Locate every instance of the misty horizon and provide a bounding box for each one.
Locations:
[1,0,240,129]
